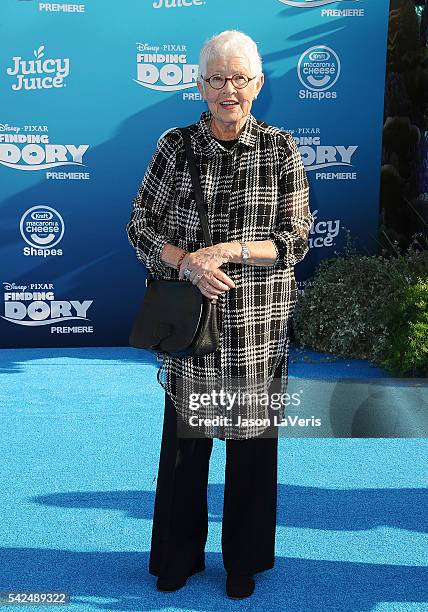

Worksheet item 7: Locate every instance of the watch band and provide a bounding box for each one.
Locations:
[240,241,250,265]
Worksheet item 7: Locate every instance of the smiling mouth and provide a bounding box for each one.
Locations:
[220,100,239,107]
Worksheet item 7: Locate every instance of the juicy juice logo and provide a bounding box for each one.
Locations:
[153,0,204,6]
[6,46,70,91]
[279,0,358,6]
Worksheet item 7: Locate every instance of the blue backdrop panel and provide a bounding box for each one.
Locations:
[0,0,389,347]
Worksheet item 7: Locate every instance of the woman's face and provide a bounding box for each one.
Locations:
[197,54,264,131]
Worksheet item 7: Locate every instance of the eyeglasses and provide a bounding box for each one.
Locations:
[202,73,257,90]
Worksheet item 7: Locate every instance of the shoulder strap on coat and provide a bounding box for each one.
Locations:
[180,127,213,247]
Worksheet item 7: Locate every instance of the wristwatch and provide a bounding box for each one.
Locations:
[240,241,250,265]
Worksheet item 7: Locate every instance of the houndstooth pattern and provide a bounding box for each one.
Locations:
[126,110,314,439]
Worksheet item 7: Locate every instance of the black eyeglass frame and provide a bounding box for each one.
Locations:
[202,73,257,90]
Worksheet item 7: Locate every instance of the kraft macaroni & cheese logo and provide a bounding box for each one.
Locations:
[297,45,341,99]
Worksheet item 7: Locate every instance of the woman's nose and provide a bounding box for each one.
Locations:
[223,79,237,94]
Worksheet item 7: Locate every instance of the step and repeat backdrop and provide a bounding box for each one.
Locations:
[1,0,390,347]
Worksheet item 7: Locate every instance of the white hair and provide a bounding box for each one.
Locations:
[197,30,263,84]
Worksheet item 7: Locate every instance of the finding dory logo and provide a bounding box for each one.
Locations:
[279,0,358,7]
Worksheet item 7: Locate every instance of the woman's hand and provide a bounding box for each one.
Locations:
[178,244,236,302]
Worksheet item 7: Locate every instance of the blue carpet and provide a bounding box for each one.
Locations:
[0,346,426,612]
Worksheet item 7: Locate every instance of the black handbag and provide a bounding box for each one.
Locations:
[129,127,220,358]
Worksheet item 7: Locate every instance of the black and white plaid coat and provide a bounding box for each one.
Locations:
[126,110,313,439]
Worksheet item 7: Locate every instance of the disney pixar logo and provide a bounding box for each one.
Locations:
[135,42,198,92]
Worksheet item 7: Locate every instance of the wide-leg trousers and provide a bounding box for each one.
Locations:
[148,363,283,578]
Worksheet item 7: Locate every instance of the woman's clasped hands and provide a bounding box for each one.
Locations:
[178,244,236,302]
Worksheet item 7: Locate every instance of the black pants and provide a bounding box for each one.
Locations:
[148,364,282,578]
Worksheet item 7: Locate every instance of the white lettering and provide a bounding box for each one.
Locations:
[298,145,357,168]
[4,300,92,321]
[51,326,93,333]
[315,172,357,180]
[7,53,70,91]
[0,143,89,168]
[46,171,90,179]
[321,9,364,17]
[136,62,198,90]
[152,0,203,8]
[39,3,85,13]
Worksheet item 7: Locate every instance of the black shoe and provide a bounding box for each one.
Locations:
[225,573,255,599]
[156,559,205,592]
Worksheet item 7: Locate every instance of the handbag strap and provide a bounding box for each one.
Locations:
[147,127,213,284]
[180,127,213,247]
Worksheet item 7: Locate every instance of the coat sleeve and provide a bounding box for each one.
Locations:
[126,131,179,277]
[269,133,314,269]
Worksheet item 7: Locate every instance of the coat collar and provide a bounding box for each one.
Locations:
[195,110,258,156]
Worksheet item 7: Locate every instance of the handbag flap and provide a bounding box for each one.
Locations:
[130,280,204,351]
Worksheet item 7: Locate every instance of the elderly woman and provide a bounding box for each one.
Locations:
[126,30,313,599]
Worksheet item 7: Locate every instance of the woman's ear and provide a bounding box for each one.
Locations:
[255,72,264,98]
[197,79,206,100]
